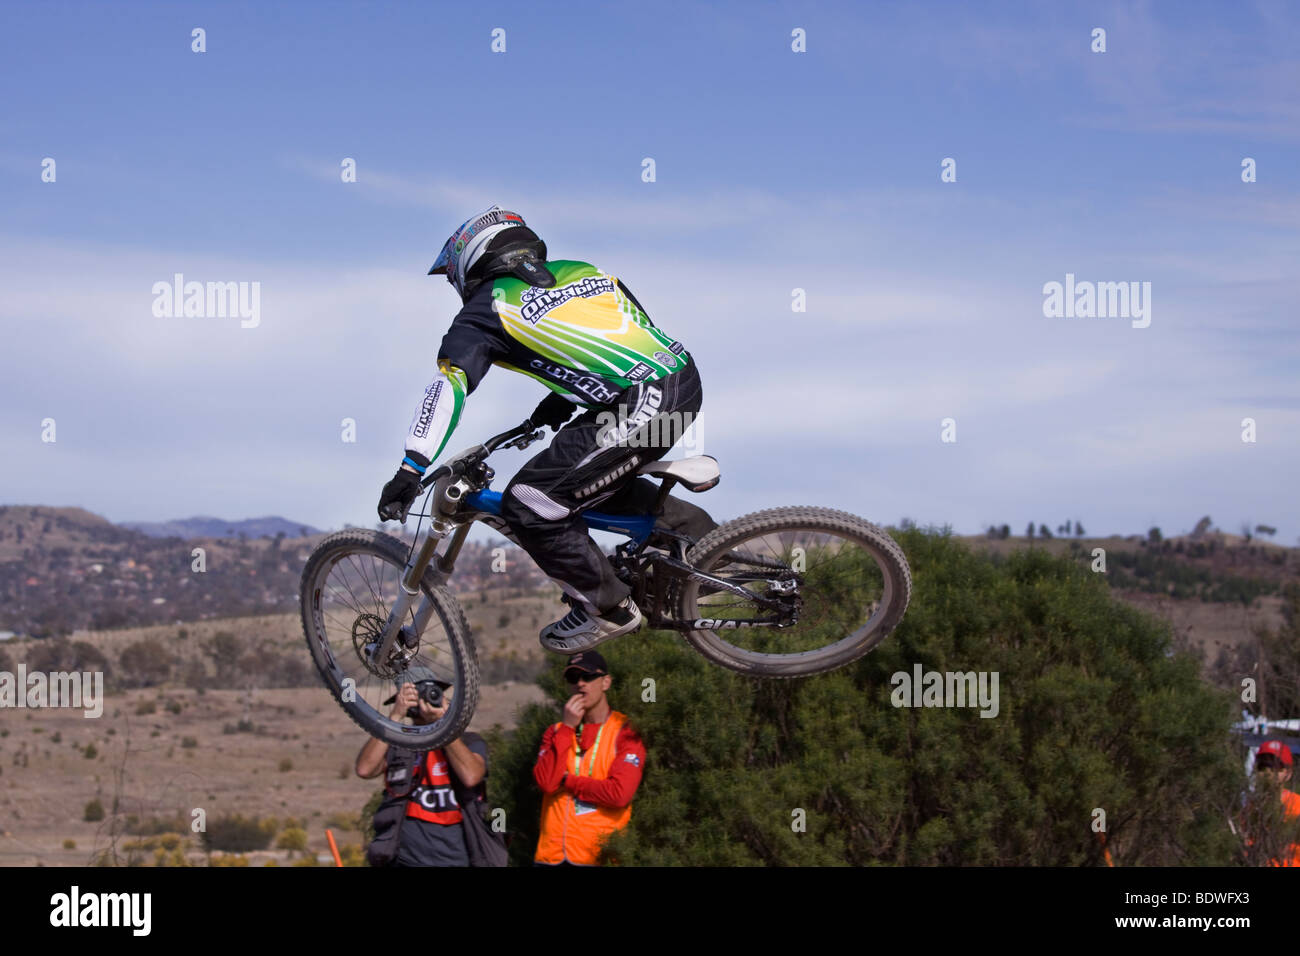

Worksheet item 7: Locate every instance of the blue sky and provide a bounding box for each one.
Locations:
[2,0,1297,544]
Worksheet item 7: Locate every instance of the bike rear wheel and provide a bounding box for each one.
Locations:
[677,506,910,677]
[300,529,479,749]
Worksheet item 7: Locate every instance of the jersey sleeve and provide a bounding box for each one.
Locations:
[404,362,468,465]
[460,731,490,778]
[436,288,514,393]
[533,723,575,794]
[565,723,646,809]
[403,288,513,466]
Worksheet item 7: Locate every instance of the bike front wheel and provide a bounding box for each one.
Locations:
[677,506,911,677]
[300,529,479,749]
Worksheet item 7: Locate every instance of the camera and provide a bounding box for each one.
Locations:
[408,679,444,719]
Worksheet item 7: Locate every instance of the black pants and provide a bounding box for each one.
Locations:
[500,363,715,612]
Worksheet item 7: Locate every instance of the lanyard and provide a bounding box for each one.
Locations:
[572,720,609,778]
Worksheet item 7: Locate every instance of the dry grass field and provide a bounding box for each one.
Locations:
[0,588,569,867]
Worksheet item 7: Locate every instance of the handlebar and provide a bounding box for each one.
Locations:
[417,421,544,490]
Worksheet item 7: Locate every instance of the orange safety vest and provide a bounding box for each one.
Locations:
[535,711,633,865]
[1274,789,1300,868]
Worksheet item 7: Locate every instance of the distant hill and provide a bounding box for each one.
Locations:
[0,505,546,638]
[121,516,321,539]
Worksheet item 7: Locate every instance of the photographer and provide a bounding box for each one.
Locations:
[355,672,489,867]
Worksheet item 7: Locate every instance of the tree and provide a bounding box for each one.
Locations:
[1075,521,1085,538]
[118,638,174,688]
[27,639,109,678]
[487,530,1242,865]
[1026,523,1035,540]
[999,525,1011,540]
[1255,525,1277,539]
[1148,527,1162,544]
[1192,516,1213,539]
[1257,583,1300,719]
[203,631,243,687]
[1039,524,1053,539]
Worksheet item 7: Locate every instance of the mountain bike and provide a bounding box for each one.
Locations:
[300,420,911,749]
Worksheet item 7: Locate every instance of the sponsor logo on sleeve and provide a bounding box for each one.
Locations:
[413,380,444,438]
[653,350,677,369]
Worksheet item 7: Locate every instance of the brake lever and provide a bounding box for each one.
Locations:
[504,428,546,451]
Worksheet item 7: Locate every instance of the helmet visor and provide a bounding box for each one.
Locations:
[428,234,456,275]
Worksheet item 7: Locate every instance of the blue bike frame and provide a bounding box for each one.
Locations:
[464,489,658,545]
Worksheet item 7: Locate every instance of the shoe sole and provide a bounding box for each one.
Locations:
[539,613,643,656]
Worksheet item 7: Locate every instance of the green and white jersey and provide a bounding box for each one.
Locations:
[403,260,691,464]
[485,260,690,403]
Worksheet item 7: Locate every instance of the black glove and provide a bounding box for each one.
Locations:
[530,391,576,432]
[378,467,423,521]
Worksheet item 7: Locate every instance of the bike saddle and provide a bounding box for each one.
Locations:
[637,456,720,493]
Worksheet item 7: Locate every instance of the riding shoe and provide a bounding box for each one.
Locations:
[539,597,642,654]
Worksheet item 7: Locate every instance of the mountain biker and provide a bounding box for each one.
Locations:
[378,206,715,654]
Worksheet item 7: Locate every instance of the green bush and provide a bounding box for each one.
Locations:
[276,827,308,855]
[124,814,189,836]
[200,814,276,853]
[491,528,1242,866]
[325,811,361,831]
[84,799,104,822]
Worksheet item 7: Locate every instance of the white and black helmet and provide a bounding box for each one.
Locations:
[427,205,554,300]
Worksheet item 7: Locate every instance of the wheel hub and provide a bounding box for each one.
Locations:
[351,613,414,680]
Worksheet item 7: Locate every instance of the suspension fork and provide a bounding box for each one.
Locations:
[371,518,467,667]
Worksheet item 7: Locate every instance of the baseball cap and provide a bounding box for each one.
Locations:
[564,651,608,683]
[1256,740,1294,767]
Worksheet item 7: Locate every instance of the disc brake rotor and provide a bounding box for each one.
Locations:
[351,613,413,680]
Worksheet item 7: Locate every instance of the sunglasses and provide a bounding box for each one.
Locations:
[566,672,606,685]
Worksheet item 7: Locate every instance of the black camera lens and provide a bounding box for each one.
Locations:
[406,680,444,718]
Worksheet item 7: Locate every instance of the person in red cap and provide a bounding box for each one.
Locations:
[532,651,646,866]
[1242,739,1300,867]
